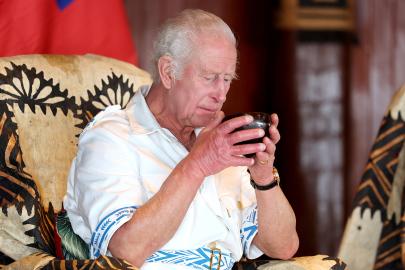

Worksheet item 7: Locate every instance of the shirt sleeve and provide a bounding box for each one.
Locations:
[65,111,146,258]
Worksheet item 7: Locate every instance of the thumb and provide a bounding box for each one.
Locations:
[204,111,224,131]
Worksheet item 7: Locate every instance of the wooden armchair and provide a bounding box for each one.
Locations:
[0,54,345,270]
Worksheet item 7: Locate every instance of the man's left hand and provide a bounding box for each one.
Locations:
[248,113,280,185]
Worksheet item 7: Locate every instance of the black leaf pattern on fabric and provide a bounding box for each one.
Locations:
[75,72,138,133]
[0,62,77,116]
[322,256,347,270]
[0,60,148,269]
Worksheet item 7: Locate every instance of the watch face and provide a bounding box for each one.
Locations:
[272,167,280,183]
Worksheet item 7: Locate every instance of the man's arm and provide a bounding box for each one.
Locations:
[108,157,205,267]
[253,184,299,259]
[249,114,299,259]
[109,113,265,267]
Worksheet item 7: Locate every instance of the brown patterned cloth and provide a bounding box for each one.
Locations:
[338,85,405,270]
[0,54,151,269]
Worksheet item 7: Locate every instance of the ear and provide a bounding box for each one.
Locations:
[157,55,174,89]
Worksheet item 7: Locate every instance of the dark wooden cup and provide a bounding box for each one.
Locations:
[222,112,271,157]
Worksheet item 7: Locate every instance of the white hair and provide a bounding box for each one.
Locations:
[151,9,237,83]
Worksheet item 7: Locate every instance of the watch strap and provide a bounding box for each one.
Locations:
[250,167,280,191]
[250,178,278,190]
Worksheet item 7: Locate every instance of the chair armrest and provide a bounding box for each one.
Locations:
[41,255,139,270]
[257,255,347,270]
[2,252,54,270]
[2,252,140,270]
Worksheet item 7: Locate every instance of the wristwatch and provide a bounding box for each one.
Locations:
[250,167,280,191]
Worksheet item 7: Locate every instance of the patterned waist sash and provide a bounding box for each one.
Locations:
[146,246,235,270]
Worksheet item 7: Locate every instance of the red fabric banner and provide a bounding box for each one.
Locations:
[0,0,138,65]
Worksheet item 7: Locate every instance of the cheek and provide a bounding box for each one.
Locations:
[177,82,212,112]
[176,93,198,114]
[185,87,207,105]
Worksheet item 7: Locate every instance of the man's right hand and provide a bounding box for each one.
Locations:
[187,111,266,178]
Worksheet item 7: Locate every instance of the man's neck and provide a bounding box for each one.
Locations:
[146,85,196,151]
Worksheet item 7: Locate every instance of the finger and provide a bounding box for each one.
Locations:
[262,137,276,153]
[229,128,264,145]
[219,115,253,134]
[204,111,225,131]
[271,113,279,128]
[268,125,281,143]
[230,143,266,156]
[263,137,271,145]
[231,155,255,167]
[255,151,274,166]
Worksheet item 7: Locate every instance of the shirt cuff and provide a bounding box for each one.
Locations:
[90,206,137,258]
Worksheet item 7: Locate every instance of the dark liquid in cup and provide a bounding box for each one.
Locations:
[222,112,271,157]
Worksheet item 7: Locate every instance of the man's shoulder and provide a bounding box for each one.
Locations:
[80,105,130,140]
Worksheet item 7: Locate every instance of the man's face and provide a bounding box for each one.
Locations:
[168,34,237,128]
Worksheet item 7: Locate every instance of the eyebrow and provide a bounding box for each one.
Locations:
[200,70,238,80]
[229,72,238,80]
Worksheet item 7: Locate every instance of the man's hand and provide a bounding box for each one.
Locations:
[248,113,280,184]
[188,111,266,178]
[244,113,299,259]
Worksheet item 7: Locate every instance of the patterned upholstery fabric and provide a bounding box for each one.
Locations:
[0,54,151,269]
[256,255,346,270]
[0,54,347,270]
[338,85,405,270]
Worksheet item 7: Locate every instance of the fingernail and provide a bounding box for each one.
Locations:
[246,115,253,122]
[260,143,266,151]
[259,129,265,137]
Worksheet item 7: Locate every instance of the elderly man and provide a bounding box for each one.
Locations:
[64,9,298,270]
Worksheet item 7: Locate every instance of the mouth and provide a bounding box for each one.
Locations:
[198,107,218,114]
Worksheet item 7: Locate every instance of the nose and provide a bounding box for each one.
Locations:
[212,79,228,103]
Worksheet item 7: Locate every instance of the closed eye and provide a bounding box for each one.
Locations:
[224,76,233,83]
[204,75,217,82]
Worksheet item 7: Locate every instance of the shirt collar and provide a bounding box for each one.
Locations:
[125,86,204,139]
[125,85,161,135]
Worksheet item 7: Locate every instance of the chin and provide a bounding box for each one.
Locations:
[192,116,212,128]
[190,110,218,127]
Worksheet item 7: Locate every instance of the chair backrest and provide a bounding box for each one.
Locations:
[0,54,152,261]
[0,54,152,210]
[338,85,405,270]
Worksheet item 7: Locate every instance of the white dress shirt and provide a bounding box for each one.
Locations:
[63,86,263,269]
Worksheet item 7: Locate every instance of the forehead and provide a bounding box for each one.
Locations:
[190,35,237,74]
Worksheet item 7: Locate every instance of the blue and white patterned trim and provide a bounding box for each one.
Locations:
[146,246,235,270]
[241,205,258,255]
[90,206,138,257]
